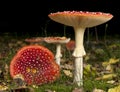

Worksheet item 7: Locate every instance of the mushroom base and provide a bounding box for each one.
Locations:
[73,57,83,86]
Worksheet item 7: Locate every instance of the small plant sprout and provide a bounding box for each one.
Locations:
[48,11,113,86]
[10,45,60,85]
[44,37,70,65]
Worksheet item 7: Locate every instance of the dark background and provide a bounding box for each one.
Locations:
[0,0,120,37]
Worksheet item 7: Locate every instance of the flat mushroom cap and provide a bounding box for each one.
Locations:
[25,37,44,43]
[44,37,70,44]
[48,11,113,28]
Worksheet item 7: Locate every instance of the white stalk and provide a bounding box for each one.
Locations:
[72,27,86,57]
[72,27,86,86]
[74,57,83,86]
[55,44,62,65]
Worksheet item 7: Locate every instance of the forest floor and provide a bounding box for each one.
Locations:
[0,32,120,92]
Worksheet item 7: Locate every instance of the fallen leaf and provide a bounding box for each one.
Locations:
[105,65,113,73]
[109,58,119,64]
[72,87,83,92]
[107,80,115,84]
[102,58,119,66]
[93,88,105,92]
[0,84,8,91]
[108,85,120,92]
[63,70,73,77]
[61,64,73,70]
[95,73,117,80]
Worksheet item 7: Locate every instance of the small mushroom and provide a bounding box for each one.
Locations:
[44,36,70,65]
[66,40,75,60]
[48,11,113,86]
[66,40,75,51]
[25,37,44,45]
[10,45,60,85]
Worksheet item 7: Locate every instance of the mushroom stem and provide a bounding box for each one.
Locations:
[74,57,83,86]
[72,27,86,57]
[72,27,86,86]
[55,44,62,65]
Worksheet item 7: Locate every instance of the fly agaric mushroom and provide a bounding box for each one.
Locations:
[44,36,70,65]
[25,37,44,45]
[66,40,75,51]
[66,40,75,59]
[10,45,60,85]
[48,11,113,86]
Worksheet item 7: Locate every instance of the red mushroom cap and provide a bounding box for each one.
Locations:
[25,37,44,43]
[66,40,75,51]
[44,37,70,44]
[10,45,60,85]
[48,11,113,28]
